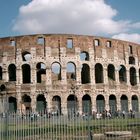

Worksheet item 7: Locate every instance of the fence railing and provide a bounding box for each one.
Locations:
[0,109,140,140]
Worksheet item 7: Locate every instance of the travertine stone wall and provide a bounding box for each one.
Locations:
[0,34,140,114]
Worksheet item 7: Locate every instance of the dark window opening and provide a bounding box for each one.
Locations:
[81,64,90,84]
[119,65,127,83]
[95,63,103,83]
[8,64,16,81]
[108,64,115,81]
[129,56,135,65]
[129,45,133,54]
[132,95,139,112]
[9,97,17,112]
[82,94,92,114]
[130,67,137,86]
[121,95,128,112]
[96,94,105,113]
[36,94,46,112]
[109,95,117,114]
[52,96,61,115]
[0,66,2,80]
[22,64,31,83]
[37,63,46,83]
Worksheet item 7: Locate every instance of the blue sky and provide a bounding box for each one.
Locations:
[0,0,140,44]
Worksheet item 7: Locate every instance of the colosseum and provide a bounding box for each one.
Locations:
[0,34,140,115]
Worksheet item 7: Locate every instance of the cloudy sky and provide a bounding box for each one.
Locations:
[0,0,140,44]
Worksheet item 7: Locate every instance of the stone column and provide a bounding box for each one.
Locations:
[76,66,81,84]
[103,65,108,84]
[116,96,121,111]
[136,69,139,85]
[90,67,95,85]
[126,69,130,85]
[115,68,120,85]
[46,67,52,85]
[61,67,67,85]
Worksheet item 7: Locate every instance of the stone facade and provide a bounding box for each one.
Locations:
[0,34,140,115]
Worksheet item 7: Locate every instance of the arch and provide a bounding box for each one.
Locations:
[8,64,16,81]
[120,95,128,112]
[22,51,31,61]
[52,96,61,115]
[81,64,90,84]
[22,94,31,111]
[95,63,103,83]
[108,64,115,81]
[0,66,2,80]
[37,62,46,83]
[67,62,76,80]
[22,64,31,83]
[80,51,89,61]
[131,95,139,112]
[119,65,127,83]
[8,97,17,112]
[67,94,78,116]
[51,62,61,80]
[130,67,137,86]
[96,94,105,113]
[82,94,92,115]
[129,56,135,65]
[109,95,117,114]
[36,94,47,112]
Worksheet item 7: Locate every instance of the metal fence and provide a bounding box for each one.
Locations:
[0,109,140,140]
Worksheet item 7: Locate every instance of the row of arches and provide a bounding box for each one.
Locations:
[8,94,139,114]
[0,62,139,86]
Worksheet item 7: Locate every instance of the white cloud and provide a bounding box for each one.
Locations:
[112,33,140,44]
[12,0,140,39]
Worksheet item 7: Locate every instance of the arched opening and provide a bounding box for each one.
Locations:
[67,62,76,80]
[95,63,103,83]
[52,62,61,81]
[129,56,135,65]
[80,51,89,61]
[108,64,115,81]
[36,94,47,112]
[132,95,139,112]
[22,64,31,83]
[22,94,31,111]
[22,51,31,61]
[37,62,46,83]
[67,95,78,116]
[119,65,127,83]
[8,64,16,81]
[0,66,2,80]
[81,64,90,84]
[121,95,128,112]
[82,94,92,115]
[8,97,17,112]
[96,95,105,113]
[130,67,137,86]
[109,95,117,115]
[52,96,61,115]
